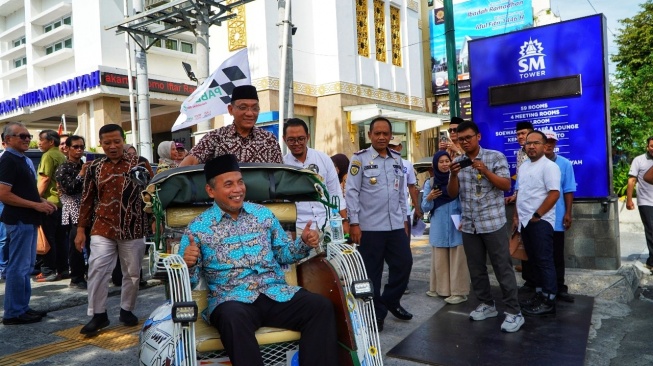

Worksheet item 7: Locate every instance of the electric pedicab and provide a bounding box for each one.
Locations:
[138,163,384,366]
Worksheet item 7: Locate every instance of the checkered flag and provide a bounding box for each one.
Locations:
[172,49,251,132]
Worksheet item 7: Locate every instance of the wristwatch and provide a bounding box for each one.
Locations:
[341,217,350,223]
[532,212,541,219]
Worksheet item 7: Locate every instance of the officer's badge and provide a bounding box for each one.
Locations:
[350,161,361,176]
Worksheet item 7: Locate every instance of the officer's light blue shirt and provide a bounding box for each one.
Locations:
[345,147,407,231]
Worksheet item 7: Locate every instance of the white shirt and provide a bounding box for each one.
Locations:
[402,158,417,215]
[284,148,346,231]
[516,156,560,229]
[629,153,653,206]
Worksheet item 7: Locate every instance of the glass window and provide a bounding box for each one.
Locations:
[181,41,193,53]
[54,42,63,51]
[45,24,52,33]
[13,57,26,68]
[165,39,178,51]
[148,37,161,48]
[64,38,72,48]
[53,20,62,29]
[46,46,53,54]
[63,16,71,25]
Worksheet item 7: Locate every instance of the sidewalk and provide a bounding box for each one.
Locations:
[1,216,653,365]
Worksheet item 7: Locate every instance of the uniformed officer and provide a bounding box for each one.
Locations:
[346,117,413,332]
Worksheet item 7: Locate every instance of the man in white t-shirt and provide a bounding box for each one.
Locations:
[627,137,653,269]
[513,130,560,317]
[388,136,421,236]
[282,118,348,235]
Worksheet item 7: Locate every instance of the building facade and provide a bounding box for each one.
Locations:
[0,0,442,164]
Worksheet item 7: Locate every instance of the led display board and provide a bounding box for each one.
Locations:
[469,14,610,199]
[429,0,533,95]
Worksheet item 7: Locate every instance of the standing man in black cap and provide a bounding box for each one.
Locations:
[179,85,283,165]
[179,154,337,366]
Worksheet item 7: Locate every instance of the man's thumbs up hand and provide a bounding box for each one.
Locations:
[301,220,320,248]
[183,235,200,268]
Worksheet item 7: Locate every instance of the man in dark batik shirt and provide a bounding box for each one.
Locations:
[55,135,89,290]
[75,124,153,335]
[179,85,283,166]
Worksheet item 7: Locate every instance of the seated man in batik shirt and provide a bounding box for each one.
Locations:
[179,154,337,366]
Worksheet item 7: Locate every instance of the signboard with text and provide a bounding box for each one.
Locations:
[429,0,533,95]
[469,14,610,199]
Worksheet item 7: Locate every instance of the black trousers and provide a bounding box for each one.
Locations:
[357,229,412,320]
[68,224,90,283]
[40,210,68,276]
[521,220,557,296]
[209,289,337,366]
[639,205,653,267]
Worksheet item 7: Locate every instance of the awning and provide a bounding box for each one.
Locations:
[344,104,448,132]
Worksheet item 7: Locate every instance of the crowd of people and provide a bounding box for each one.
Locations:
[1,83,581,364]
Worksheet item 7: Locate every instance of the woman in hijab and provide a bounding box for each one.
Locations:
[123,144,138,155]
[421,151,470,304]
[156,141,179,174]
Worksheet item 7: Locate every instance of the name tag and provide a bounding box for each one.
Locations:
[364,165,378,170]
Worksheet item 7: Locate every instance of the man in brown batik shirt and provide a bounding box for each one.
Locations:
[178,85,283,166]
[75,124,153,335]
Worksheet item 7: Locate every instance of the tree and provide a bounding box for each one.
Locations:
[610,0,653,163]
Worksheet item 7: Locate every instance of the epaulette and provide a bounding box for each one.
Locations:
[353,149,367,155]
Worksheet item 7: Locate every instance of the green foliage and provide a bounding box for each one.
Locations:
[29,140,37,149]
[613,161,631,197]
[610,0,653,162]
[611,0,653,75]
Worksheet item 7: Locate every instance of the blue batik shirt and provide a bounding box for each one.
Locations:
[178,201,312,319]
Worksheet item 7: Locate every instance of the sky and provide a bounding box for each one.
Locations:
[549,0,645,75]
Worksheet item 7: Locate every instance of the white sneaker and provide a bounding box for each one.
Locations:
[469,303,498,321]
[501,312,525,333]
[444,295,468,304]
[425,291,439,297]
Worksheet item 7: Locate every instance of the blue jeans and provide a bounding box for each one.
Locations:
[0,204,7,276]
[4,221,37,318]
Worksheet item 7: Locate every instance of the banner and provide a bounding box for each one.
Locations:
[172,48,251,132]
[429,0,533,95]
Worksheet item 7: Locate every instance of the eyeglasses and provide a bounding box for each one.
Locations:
[70,145,85,150]
[525,141,544,146]
[457,134,477,143]
[9,133,32,140]
[448,128,457,133]
[285,136,307,145]
[234,104,261,113]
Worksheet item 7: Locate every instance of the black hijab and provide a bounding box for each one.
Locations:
[431,150,456,211]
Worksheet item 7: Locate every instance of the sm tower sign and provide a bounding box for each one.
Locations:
[469,14,610,199]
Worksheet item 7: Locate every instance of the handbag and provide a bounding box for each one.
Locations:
[509,228,528,261]
[37,226,50,255]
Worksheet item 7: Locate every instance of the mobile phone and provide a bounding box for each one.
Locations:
[457,159,473,169]
[439,132,449,143]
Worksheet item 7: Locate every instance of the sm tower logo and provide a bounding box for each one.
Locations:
[518,38,546,79]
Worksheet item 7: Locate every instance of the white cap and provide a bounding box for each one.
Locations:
[540,127,558,141]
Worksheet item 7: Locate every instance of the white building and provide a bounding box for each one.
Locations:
[0,0,441,162]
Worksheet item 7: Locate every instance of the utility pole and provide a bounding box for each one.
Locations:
[194,5,211,134]
[443,0,460,118]
[134,0,153,162]
[278,0,293,148]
